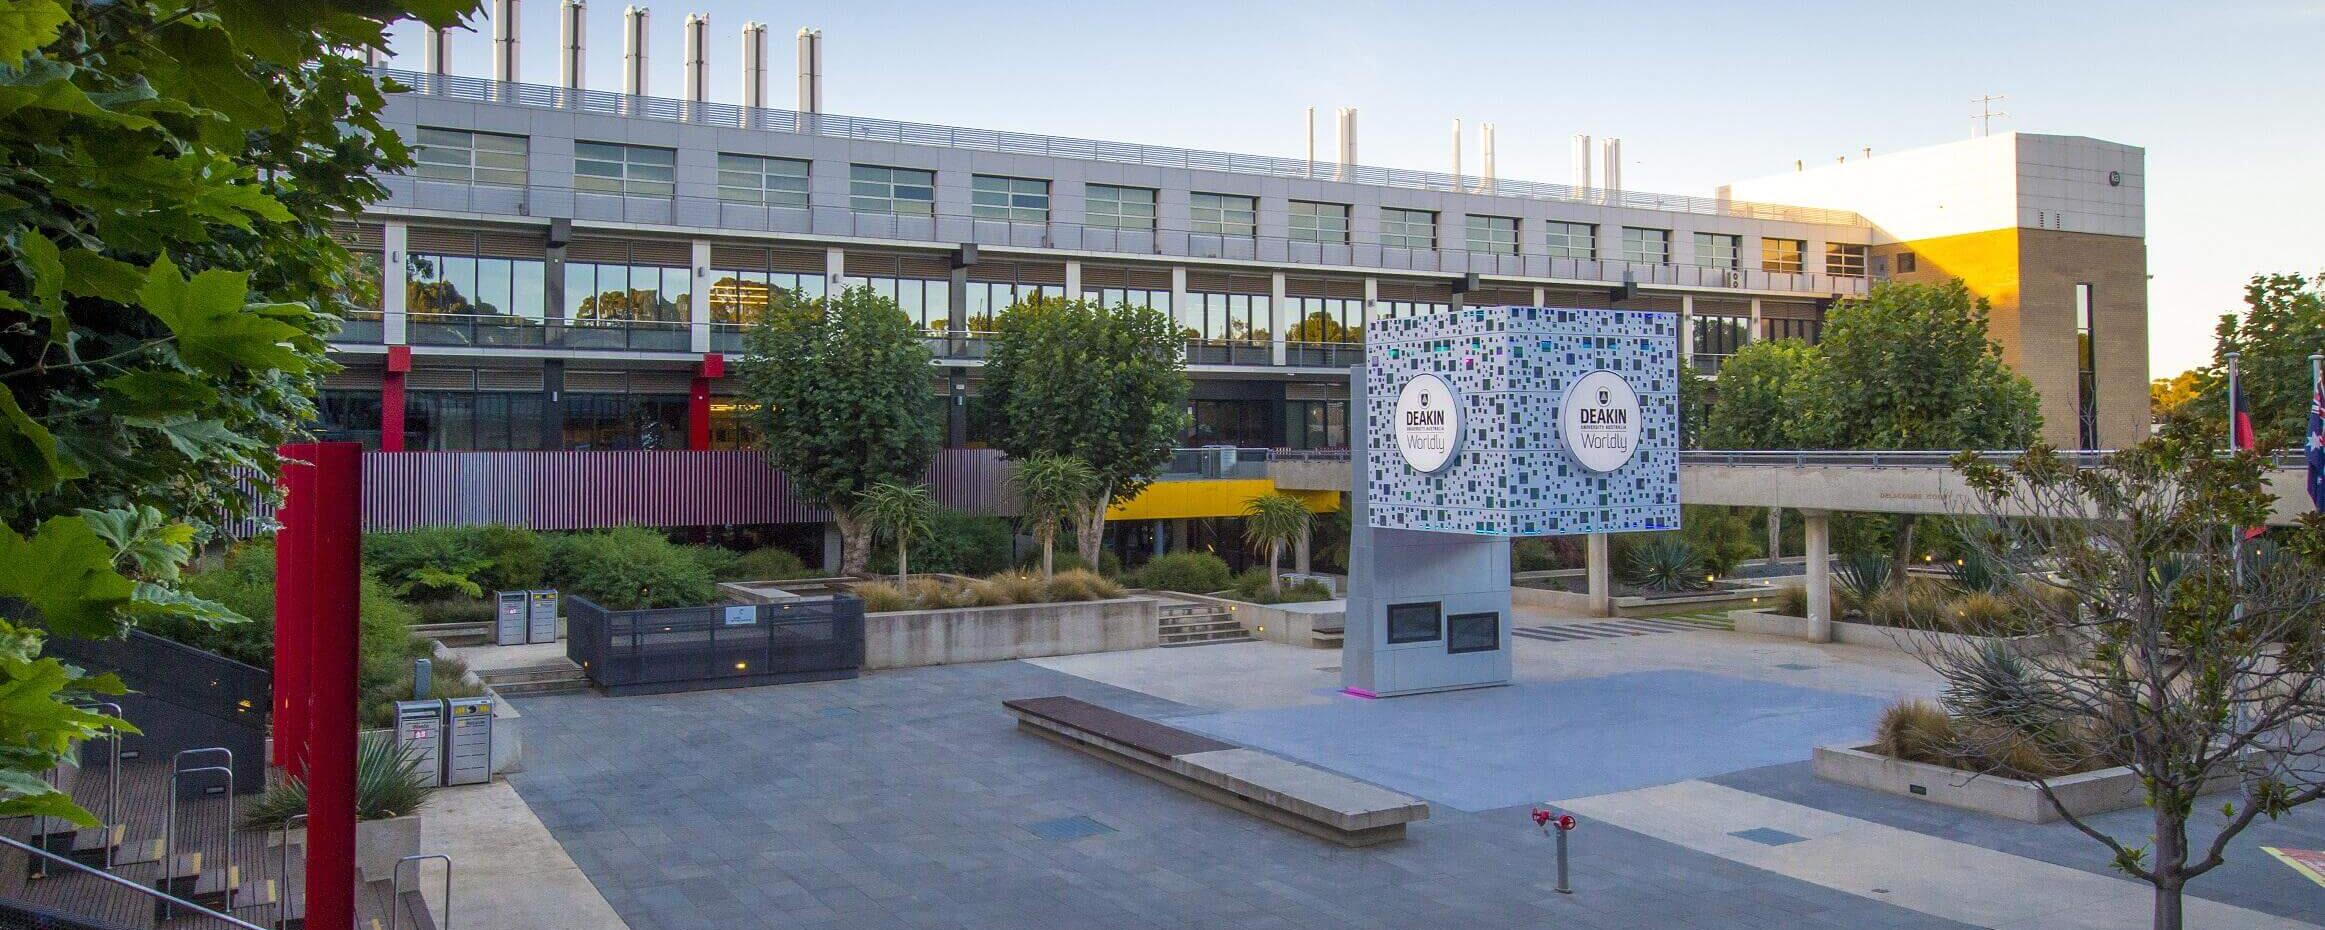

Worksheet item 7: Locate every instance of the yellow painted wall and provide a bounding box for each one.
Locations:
[1879,227,2024,366]
[1106,479,1340,521]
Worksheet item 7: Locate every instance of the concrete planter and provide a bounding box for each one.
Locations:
[1814,744,2247,823]
[1728,609,2067,658]
[863,596,1157,669]
[1162,591,1345,647]
[355,813,423,883]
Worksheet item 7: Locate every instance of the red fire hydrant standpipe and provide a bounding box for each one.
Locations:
[1531,806,1577,894]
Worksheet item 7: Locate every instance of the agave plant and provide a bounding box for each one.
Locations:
[1944,547,2005,594]
[1619,536,1707,593]
[242,732,434,828]
[1832,550,1894,606]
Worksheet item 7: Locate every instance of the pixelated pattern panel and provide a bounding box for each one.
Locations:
[1366,306,1680,536]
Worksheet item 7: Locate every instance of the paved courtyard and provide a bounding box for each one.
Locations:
[501,614,2325,930]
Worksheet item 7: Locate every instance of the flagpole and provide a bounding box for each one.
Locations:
[2226,351,2241,455]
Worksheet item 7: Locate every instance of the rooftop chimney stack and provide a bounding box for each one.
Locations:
[363,41,388,68]
[559,0,586,91]
[1450,118,1463,192]
[1572,134,1593,191]
[682,12,708,106]
[1334,107,1356,181]
[1480,122,1496,194]
[741,22,768,109]
[622,5,649,97]
[1305,107,1315,178]
[423,25,451,75]
[796,27,823,129]
[1600,137,1623,199]
[491,0,520,82]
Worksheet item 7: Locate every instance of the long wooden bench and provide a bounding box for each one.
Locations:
[1003,696,1429,847]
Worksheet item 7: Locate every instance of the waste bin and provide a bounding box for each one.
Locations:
[527,589,560,644]
[393,700,446,788]
[443,697,493,786]
[494,590,528,646]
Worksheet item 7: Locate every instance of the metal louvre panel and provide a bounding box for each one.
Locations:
[1013,262,1066,286]
[1546,287,1613,309]
[408,227,480,254]
[332,222,386,251]
[475,368,544,392]
[1185,270,1232,292]
[769,248,825,273]
[323,366,384,390]
[1628,295,1683,313]
[897,254,951,279]
[1377,278,1453,302]
[627,371,695,394]
[1081,264,1171,291]
[1285,381,1347,401]
[711,244,769,269]
[566,238,633,263]
[965,259,1022,284]
[844,252,902,277]
[1693,298,1753,317]
[563,369,629,392]
[407,367,476,390]
[1470,288,1533,306]
[1760,301,1820,320]
[476,231,547,259]
[626,238,693,266]
[1285,276,1364,299]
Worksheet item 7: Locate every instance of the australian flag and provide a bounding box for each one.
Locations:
[2308,378,2324,511]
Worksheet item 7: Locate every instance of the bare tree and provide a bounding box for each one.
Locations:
[1920,425,2325,930]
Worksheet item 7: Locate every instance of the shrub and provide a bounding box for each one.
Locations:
[1943,547,2005,595]
[1512,537,1579,572]
[244,731,433,827]
[361,654,489,730]
[1865,581,1944,629]
[850,581,910,613]
[546,527,714,609]
[873,509,1014,576]
[1227,568,1332,604]
[469,525,547,590]
[410,597,496,627]
[1833,550,1894,606]
[964,577,1018,607]
[1045,569,1124,603]
[1682,506,1761,578]
[726,545,812,581]
[1130,551,1232,594]
[1874,699,1956,766]
[903,577,959,609]
[1023,548,1124,578]
[1776,585,1810,617]
[1618,537,1707,593]
[172,539,422,697]
[363,527,491,600]
[988,571,1047,604]
[1941,591,2025,637]
[681,543,742,582]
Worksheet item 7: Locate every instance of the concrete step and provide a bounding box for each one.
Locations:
[477,662,583,685]
[1159,622,1255,646]
[1158,615,1240,632]
[1160,632,1255,648]
[488,676,588,696]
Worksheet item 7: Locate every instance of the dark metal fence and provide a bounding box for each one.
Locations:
[566,595,865,696]
[42,631,267,791]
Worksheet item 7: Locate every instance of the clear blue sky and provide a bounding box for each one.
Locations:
[388,0,2325,378]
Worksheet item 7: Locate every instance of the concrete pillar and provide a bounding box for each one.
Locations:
[1151,521,1167,557]
[1169,266,1189,331]
[822,523,843,574]
[1803,509,1832,643]
[1765,507,1782,563]
[1295,529,1312,574]
[825,246,846,287]
[1748,297,1764,343]
[1532,285,1546,307]
[382,221,409,345]
[1680,293,1695,361]
[689,239,711,353]
[1363,277,1380,327]
[1064,260,1082,301]
[1585,532,1612,617]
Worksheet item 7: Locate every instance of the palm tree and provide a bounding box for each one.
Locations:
[1010,455,1098,579]
[854,482,934,586]
[1242,493,1312,595]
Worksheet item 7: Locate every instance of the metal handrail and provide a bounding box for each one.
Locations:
[274,813,307,930]
[72,701,124,869]
[374,68,1864,228]
[164,748,235,921]
[391,853,453,930]
[0,834,270,930]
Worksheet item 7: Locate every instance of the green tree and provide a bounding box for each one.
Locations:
[1794,280,2042,573]
[982,297,1189,567]
[1241,493,1312,595]
[854,482,934,587]
[735,287,941,575]
[2150,369,2201,424]
[0,0,472,824]
[2194,273,2325,446]
[1677,362,1712,450]
[1701,339,1818,449]
[1009,455,1098,580]
[1945,427,2325,930]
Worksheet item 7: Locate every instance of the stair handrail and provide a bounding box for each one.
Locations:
[164,748,234,921]
[391,853,453,930]
[0,834,269,930]
[73,701,124,869]
[272,812,307,930]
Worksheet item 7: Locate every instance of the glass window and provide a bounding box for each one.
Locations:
[1380,208,1437,250]
[563,393,688,450]
[1447,611,1499,654]
[1085,184,1156,231]
[565,261,687,324]
[1081,286,1171,310]
[848,276,954,332]
[406,253,547,322]
[2076,283,2098,449]
[1282,399,1350,449]
[1621,226,1671,264]
[850,164,936,215]
[1693,233,1742,269]
[1190,192,1257,237]
[1826,242,1868,278]
[1387,601,1441,644]
[316,389,384,448]
[414,127,528,187]
[970,175,1050,223]
[715,153,809,207]
[574,141,675,196]
[1896,251,1918,274]
[1761,238,1806,274]
[1691,314,1750,374]
[1288,201,1350,245]
[406,390,544,451]
[1465,215,1519,255]
[1287,295,1362,344]
[1762,317,1823,344]
[707,270,826,327]
[1179,291,1270,342]
[1545,221,1596,259]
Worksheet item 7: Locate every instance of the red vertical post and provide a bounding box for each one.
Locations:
[380,345,410,451]
[689,353,724,451]
[272,445,314,774]
[303,442,362,930]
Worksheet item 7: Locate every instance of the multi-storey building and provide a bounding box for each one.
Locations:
[320,56,2144,547]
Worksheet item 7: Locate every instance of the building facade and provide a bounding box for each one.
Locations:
[320,65,2145,531]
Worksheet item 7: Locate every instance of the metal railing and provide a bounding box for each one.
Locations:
[391,854,452,930]
[0,836,269,930]
[401,313,689,352]
[567,594,866,693]
[1681,448,2310,469]
[377,69,1863,228]
[1164,447,1274,479]
[380,177,1872,299]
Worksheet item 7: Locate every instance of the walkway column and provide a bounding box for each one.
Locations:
[1765,507,1782,564]
[379,345,408,451]
[687,353,722,450]
[1294,529,1311,575]
[1803,508,1832,643]
[282,442,361,930]
[1585,532,1612,617]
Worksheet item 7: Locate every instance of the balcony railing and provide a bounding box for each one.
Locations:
[382,177,1872,299]
[403,312,689,352]
[378,68,1862,228]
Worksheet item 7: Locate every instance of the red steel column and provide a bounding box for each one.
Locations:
[380,344,410,451]
[689,353,724,450]
[303,441,362,930]
[271,445,315,775]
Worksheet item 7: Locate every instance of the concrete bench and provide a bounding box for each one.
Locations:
[1002,696,1428,847]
